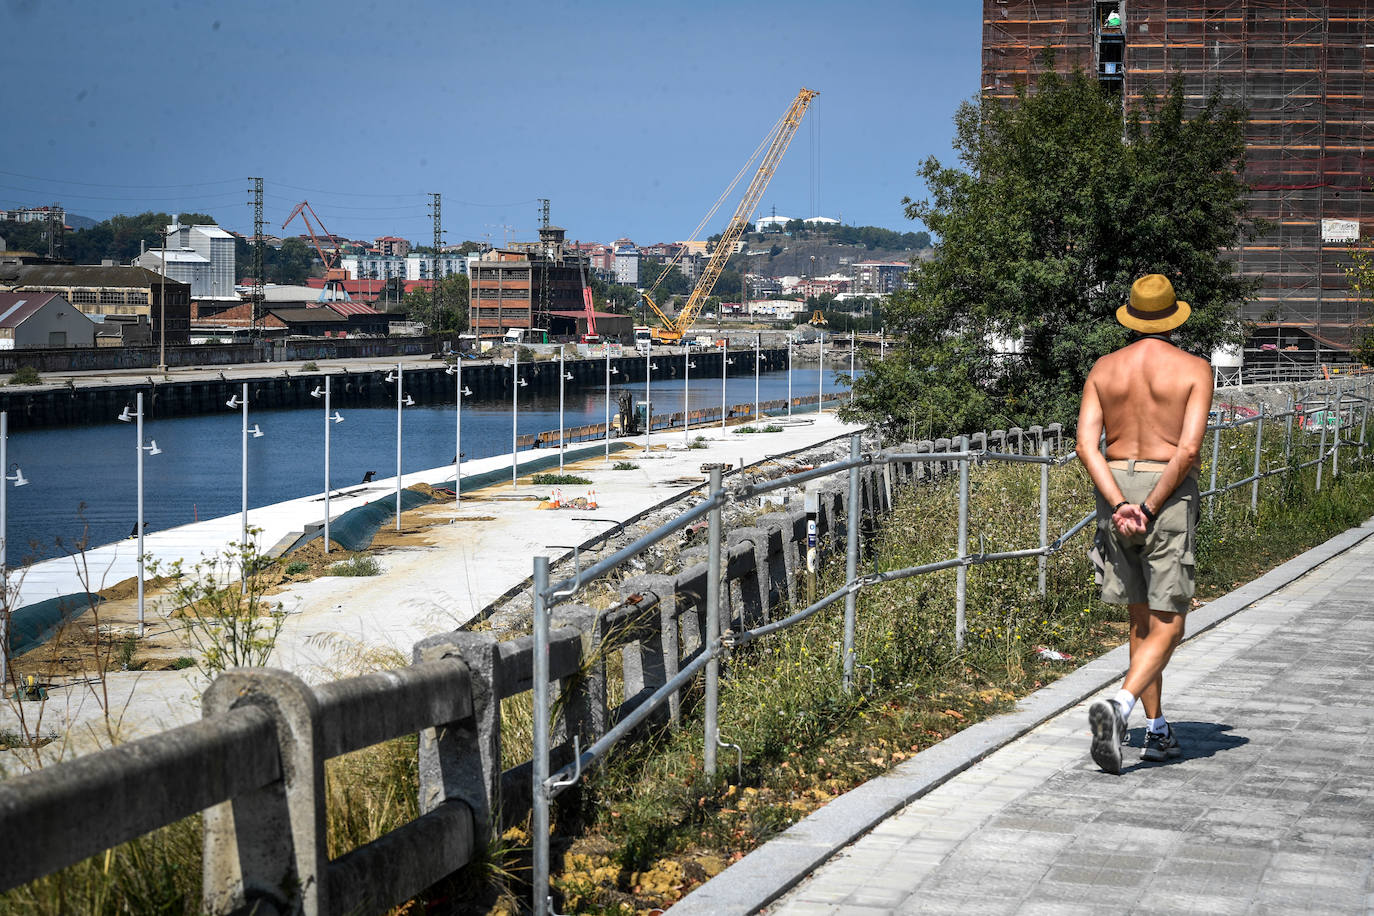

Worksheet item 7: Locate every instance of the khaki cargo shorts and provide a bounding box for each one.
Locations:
[1091,462,1198,615]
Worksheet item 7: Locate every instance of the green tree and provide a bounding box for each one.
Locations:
[843,68,1255,436]
[403,272,468,331]
[1347,237,1374,364]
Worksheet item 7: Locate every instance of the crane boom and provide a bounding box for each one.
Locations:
[282,201,351,284]
[643,88,817,342]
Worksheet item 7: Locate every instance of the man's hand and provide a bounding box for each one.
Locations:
[1113,503,1148,537]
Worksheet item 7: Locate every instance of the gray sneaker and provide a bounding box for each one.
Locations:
[1142,726,1181,762]
[1088,699,1125,774]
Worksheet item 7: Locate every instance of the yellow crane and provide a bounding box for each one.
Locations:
[640,87,818,343]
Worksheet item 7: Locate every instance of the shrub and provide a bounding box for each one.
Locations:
[284,560,310,575]
[8,366,40,386]
[148,538,288,678]
[688,437,709,449]
[301,361,319,372]
[613,461,639,470]
[531,473,593,486]
[329,554,382,577]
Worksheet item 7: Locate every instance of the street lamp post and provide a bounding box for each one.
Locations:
[0,411,28,682]
[309,378,345,553]
[225,383,264,589]
[559,346,573,471]
[644,347,658,452]
[683,352,697,444]
[754,333,761,422]
[849,333,856,401]
[817,332,825,416]
[444,360,472,505]
[117,394,160,635]
[787,338,793,416]
[384,362,415,531]
[720,341,734,430]
[604,349,619,462]
[511,352,528,487]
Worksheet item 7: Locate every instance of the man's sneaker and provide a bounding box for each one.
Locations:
[1142,726,1181,762]
[1088,699,1125,774]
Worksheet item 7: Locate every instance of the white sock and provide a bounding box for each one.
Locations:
[1147,716,1168,734]
[1112,689,1136,719]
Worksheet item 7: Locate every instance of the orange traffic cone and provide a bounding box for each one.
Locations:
[551,487,563,509]
[587,488,598,509]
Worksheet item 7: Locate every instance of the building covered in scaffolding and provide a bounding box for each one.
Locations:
[982,0,1373,362]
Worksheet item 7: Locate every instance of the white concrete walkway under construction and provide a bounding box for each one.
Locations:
[5,411,861,752]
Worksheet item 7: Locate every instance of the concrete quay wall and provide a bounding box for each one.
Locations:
[0,348,793,429]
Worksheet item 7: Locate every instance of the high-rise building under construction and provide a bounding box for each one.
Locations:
[982,1,1372,360]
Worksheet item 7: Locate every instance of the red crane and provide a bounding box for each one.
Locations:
[282,200,351,296]
[576,241,600,344]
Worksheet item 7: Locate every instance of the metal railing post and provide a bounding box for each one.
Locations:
[1333,379,1344,479]
[531,556,551,916]
[704,468,722,777]
[842,435,860,692]
[1284,392,1294,471]
[1038,440,1049,597]
[1251,402,1264,513]
[1208,421,1221,519]
[955,436,969,650]
[1360,377,1370,462]
[1317,390,1328,492]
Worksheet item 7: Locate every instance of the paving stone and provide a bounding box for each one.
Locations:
[745,525,1374,916]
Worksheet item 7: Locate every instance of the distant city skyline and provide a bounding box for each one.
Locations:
[1,1,981,247]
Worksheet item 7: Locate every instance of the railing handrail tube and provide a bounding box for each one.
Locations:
[546,648,716,794]
[544,491,724,599]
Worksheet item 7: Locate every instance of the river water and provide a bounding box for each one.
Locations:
[4,368,855,567]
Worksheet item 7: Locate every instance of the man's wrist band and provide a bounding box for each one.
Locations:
[1112,501,1129,513]
[1140,502,1157,522]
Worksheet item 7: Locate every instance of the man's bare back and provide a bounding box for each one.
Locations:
[1079,274,1214,775]
[1077,336,1213,523]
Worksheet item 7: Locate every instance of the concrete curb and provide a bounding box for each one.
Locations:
[671,517,1374,915]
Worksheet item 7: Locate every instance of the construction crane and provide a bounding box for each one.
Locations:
[640,87,817,344]
[575,242,600,344]
[282,200,351,298]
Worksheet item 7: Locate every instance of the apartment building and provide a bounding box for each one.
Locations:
[982,0,1374,356]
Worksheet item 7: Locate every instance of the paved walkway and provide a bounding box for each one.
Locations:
[680,521,1374,915]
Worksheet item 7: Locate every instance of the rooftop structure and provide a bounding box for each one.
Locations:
[469,226,590,338]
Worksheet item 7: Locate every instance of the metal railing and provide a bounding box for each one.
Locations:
[1,376,1369,916]
[526,375,1372,915]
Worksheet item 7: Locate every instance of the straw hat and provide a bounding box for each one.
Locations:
[1117,274,1190,334]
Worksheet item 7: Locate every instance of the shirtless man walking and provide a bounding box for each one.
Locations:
[1076,274,1213,775]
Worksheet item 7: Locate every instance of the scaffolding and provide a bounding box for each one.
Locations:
[982,0,1373,354]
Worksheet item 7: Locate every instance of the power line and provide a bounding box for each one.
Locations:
[0,169,244,190]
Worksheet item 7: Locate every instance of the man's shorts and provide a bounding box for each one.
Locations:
[1091,462,1198,615]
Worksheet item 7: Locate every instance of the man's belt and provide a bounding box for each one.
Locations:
[1107,458,1170,471]
[1107,458,1199,478]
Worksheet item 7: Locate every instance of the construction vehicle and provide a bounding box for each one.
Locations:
[575,243,601,344]
[282,201,351,298]
[639,88,818,343]
[808,310,828,327]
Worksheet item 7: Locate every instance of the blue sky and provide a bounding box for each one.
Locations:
[2,0,982,246]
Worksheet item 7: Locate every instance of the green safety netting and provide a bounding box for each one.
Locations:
[9,592,104,658]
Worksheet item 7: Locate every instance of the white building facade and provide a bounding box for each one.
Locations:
[614,244,640,287]
[405,253,468,281]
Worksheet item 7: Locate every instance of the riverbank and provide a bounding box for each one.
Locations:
[2,410,864,754]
